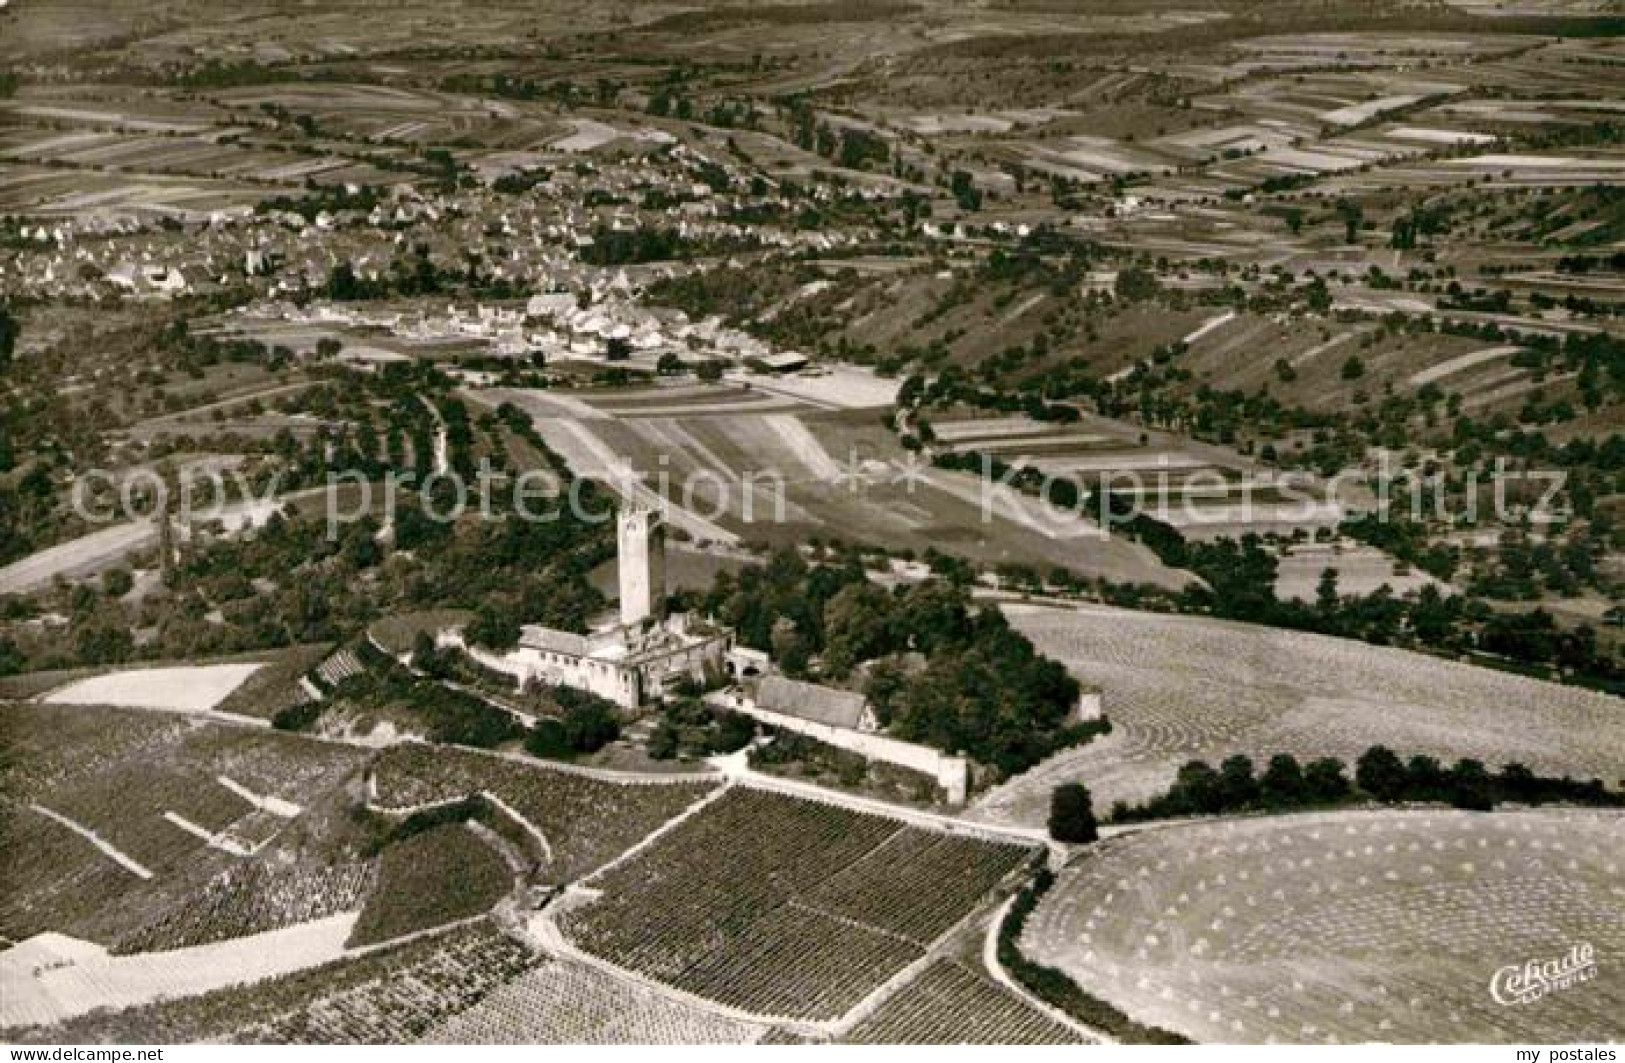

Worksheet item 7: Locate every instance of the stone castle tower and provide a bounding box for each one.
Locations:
[617,506,666,627]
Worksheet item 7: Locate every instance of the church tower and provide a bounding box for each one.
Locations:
[617,506,666,627]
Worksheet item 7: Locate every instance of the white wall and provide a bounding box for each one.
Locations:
[729,697,969,804]
[439,632,641,709]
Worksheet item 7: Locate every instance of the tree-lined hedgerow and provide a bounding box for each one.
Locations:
[1109,746,1624,822]
[998,863,1189,1044]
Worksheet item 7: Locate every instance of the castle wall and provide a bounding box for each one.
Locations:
[439,632,642,709]
[726,697,970,804]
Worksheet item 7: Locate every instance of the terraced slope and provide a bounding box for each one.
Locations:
[562,788,1035,1021]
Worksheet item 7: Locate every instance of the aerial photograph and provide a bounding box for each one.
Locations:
[0,0,1622,1049]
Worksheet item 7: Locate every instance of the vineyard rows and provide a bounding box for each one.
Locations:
[212,644,334,720]
[33,720,364,878]
[7,923,519,1044]
[49,759,258,873]
[315,649,365,688]
[655,903,919,1019]
[1,704,190,801]
[0,799,138,942]
[369,744,714,882]
[803,827,1031,942]
[215,809,288,854]
[564,788,1035,1020]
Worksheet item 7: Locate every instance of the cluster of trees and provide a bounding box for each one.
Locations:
[998,866,1190,1044]
[748,730,947,806]
[279,633,621,760]
[1109,746,1621,822]
[411,629,656,764]
[917,376,1619,689]
[1047,782,1098,843]
[257,185,383,223]
[440,71,593,106]
[649,91,757,130]
[322,249,523,302]
[697,551,1101,774]
[1464,525,1614,601]
[0,304,52,566]
[579,225,687,266]
[409,631,522,688]
[157,320,296,379]
[170,59,292,89]
[287,640,522,748]
[1556,251,1625,274]
[1094,510,1620,690]
[0,633,25,677]
[3,360,617,679]
[906,372,1083,428]
[949,170,981,212]
[1341,513,1458,581]
[0,466,49,568]
[578,225,764,268]
[784,100,892,174]
[525,686,622,759]
[899,287,1623,606]
[648,683,755,761]
[492,168,553,195]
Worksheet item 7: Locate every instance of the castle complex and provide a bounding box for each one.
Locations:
[447,507,730,710]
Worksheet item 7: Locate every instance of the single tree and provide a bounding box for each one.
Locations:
[1260,753,1305,807]
[1049,782,1099,844]
[1356,745,1409,802]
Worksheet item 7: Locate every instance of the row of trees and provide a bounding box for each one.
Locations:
[1109,746,1622,822]
[648,682,756,761]
[1354,745,1620,811]
[997,864,1189,1044]
[0,303,15,373]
